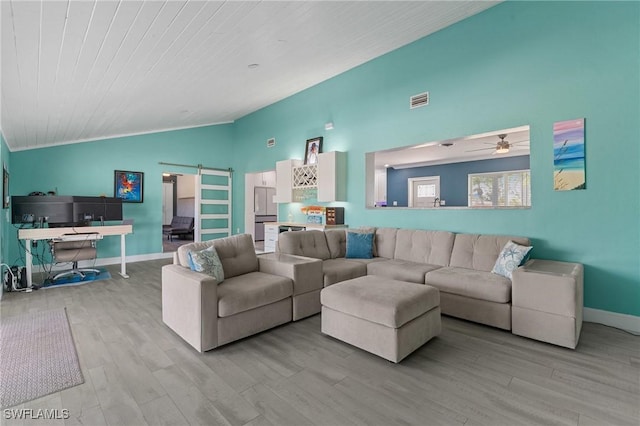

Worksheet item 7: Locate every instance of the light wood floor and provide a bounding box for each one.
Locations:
[1,259,638,426]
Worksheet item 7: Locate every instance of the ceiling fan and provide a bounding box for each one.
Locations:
[466,134,528,155]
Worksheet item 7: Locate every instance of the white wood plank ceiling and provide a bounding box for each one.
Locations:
[1,1,498,151]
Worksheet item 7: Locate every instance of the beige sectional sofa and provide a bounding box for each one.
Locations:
[277,227,530,330]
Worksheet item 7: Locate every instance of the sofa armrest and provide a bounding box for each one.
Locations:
[161,264,219,352]
[512,259,583,318]
[258,253,323,295]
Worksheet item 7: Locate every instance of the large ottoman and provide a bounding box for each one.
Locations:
[320,275,441,363]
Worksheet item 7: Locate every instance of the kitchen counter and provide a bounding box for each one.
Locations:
[264,222,348,229]
[262,222,348,253]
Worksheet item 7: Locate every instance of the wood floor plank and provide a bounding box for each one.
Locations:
[209,393,261,426]
[164,346,237,402]
[241,383,315,426]
[88,364,148,426]
[508,376,639,425]
[138,395,189,426]
[64,405,107,426]
[263,376,359,426]
[104,338,167,406]
[59,371,100,419]
[199,349,259,393]
[152,364,233,426]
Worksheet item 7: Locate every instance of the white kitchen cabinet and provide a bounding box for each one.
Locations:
[274,152,346,203]
[317,151,347,202]
[254,171,276,187]
[274,159,301,203]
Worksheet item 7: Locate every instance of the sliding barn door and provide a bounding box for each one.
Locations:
[195,169,232,242]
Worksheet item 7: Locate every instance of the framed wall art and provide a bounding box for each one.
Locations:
[304,136,323,165]
[553,118,586,191]
[114,170,144,203]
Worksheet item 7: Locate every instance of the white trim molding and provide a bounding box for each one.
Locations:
[584,307,640,335]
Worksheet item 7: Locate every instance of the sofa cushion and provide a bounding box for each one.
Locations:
[367,259,441,284]
[325,229,346,259]
[322,259,367,287]
[393,229,455,266]
[277,230,331,260]
[345,231,374,259]
[214,234,260,279]
[177,234,258,278]
[375,228,398,259]
[450,234,530,272]
[321,275,440,328]
[217,271,293,317]
[492,241,533,279]
[187,245,224,282]
[425,266,512,303]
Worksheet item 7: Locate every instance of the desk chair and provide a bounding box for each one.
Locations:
[50,237,100,281]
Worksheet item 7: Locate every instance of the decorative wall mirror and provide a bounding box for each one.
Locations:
[365,125,531,209]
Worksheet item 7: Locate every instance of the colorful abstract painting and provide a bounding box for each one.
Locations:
[553,118,585,191]
[114,170,144,202]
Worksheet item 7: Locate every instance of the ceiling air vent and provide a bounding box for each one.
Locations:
[410,91,429,109]
[266,138,275,148]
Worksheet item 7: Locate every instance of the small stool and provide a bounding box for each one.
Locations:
[512,259,584,349]
[320,275,441,363]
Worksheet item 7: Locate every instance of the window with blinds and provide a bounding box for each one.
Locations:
[468,170,531,207]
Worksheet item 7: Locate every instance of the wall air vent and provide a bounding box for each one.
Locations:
[410,91,429,109]
[266,138,275,147]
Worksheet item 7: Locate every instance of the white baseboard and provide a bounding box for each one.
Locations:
[584,307,640,335]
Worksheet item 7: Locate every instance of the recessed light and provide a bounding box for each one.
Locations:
[248,63,260,69]
[384,164,390,168]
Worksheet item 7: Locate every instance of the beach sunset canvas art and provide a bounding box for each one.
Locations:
[553,118,585,191]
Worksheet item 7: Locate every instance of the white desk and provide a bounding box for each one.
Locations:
[18,224,133,288]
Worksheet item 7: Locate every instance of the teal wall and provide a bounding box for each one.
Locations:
[2,2,638,317]
[232,1,640,317]
[8,125,233,264]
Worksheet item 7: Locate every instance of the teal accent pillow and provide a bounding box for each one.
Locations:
[345,231,374,259]
[492,241,533,279]
[188,245,224,282]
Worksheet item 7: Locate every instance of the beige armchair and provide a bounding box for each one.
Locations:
[162,234,295,352]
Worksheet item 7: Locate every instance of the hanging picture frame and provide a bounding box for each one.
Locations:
[304,136,323,165]
[114,170,144,203]
[553,118,586,191]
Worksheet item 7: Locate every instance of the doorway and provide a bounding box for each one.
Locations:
[408,176,440,208]
[244,170,277,252]
[162,173,196,252]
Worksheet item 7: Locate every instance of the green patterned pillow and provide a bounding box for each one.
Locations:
[187,245,224,283]
[492,241,532,279]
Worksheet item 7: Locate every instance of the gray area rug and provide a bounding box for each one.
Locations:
[0,308,84,408]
